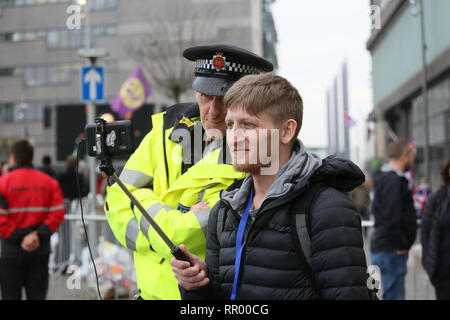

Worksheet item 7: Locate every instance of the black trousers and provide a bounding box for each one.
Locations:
[431,265,450,300]
[0,254,49,300]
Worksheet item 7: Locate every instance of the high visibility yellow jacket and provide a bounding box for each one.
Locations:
[104,103,245,300]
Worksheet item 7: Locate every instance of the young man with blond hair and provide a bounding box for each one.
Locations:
[170,74,371,300]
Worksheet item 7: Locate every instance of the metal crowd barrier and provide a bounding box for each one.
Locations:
[48,198,137,300]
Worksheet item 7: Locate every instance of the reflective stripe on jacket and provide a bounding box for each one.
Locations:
[105,103,245,300]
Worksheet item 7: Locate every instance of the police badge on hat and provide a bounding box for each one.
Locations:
[212,52,226,71]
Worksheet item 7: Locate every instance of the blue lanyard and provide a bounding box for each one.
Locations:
[231,185,253,300]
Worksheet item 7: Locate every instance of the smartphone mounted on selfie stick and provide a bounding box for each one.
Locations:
[85,117,191,263]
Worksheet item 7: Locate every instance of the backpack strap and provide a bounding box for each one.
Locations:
[295,214,311,265]
[290,182,327,284]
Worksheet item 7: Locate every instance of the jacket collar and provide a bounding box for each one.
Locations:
[381,163,405,178]
[9,163,34,172]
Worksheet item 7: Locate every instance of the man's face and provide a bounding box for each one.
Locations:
[195,91,227,139]
[225,106,280,175]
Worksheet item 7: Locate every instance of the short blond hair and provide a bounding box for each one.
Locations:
[223,74,303,138]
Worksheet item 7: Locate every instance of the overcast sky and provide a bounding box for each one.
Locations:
[271,0,374,161]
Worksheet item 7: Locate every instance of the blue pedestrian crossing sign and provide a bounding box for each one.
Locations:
[81,66,104,102]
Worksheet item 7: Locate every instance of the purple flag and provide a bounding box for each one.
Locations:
[110,66,151,119]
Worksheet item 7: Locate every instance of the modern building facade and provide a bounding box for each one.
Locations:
[367,0,450,189]
[0,0,278,165]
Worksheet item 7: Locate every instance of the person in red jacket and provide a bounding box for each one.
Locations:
[0,140,66,300]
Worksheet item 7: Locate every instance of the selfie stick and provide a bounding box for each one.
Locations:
[93,119,190,263]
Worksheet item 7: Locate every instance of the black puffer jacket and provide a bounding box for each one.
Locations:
[421,186,450,278]
[181,141,370,300]
[57,169,89,201]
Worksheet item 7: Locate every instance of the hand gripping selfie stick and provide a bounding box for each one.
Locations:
[87,118,190,263]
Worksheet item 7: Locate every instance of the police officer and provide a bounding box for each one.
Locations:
[105,44,273,300]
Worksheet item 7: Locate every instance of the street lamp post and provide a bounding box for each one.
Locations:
[411,0,430,184]
[78,0,108,251]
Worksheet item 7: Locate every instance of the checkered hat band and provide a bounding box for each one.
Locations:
[195,59,260,75]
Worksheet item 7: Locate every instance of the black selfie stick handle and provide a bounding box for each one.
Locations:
[171,245,193,266]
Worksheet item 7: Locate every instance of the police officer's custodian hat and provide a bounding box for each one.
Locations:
[183,44,274,96]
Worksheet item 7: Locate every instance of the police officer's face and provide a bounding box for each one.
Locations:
[195,91,227,138]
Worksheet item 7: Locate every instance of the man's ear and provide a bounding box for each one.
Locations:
[280,119,297,145]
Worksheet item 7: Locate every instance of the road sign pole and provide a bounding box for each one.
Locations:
[77,0,108,275]
[79,61,107,253]
[87,100,97,208]
[86,100,98,251]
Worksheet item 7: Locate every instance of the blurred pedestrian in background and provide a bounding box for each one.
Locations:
[54,155,89,269]
[0,160,5,177]
[349,180,372,221]
[37,155,56,178]
[412,177,432,219]
[0,140,66,300]
[421,157,450,300]
[349,180,372,238]
[370,139,417,300]
[57,155,89,201]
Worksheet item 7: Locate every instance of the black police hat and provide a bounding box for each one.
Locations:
[183,44,274,96]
